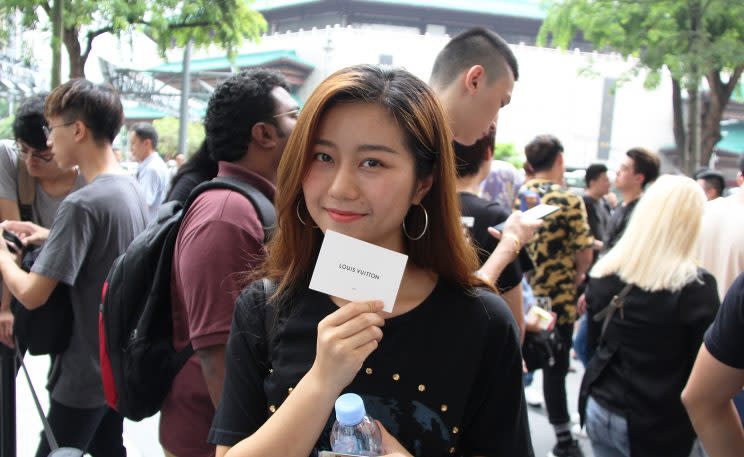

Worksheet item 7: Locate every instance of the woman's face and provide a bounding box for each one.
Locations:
[302,102,432,253]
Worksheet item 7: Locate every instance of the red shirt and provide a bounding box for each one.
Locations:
[160,161,275,457]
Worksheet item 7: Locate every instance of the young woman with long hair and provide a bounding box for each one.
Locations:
[581,175,720,457]
[209,65,533,457]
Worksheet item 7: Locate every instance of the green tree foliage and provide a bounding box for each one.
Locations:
[153,117,204,159]
[0,0,266,81]
[538,0,744,175]
[493,143,524,169]
[0,115,14,140]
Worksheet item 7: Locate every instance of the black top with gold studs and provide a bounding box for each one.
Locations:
[209,279,534,457]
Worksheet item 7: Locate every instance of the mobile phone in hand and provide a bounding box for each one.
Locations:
[491,204,559,232]
[2,230,24,253]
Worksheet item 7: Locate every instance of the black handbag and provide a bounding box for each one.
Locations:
[10,246,73,355]
[522,328,565,371]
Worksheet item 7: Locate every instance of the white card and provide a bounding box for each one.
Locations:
[309,230,408,312]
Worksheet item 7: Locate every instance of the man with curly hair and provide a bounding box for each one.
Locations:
[159,69,298,457]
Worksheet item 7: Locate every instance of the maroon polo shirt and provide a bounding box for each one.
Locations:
[160,161,275,457]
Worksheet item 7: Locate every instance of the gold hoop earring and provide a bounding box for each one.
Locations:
[403,204,429,241]
[296,200,318,228]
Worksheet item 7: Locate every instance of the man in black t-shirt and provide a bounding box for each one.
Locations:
[581,164,611,263]
[602,147,659,252]
[683,272,744,457]
[454,127,532,341]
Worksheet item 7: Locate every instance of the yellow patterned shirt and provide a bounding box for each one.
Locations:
[515,178,593,324]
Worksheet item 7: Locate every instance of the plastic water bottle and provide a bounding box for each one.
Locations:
[330,393,383,456]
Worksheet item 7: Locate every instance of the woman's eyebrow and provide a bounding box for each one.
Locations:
[314,139,399,154]
[357,144,398,154]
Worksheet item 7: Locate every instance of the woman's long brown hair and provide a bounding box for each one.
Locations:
[255,65,484,305]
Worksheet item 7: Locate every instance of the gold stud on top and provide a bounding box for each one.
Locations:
[269,405,277,413]
[392,373,400,381]
[288,387,294,394]
[440,404,448,412]
[418,384,426,392]
[365,368,373,375]
[452,427,459,434]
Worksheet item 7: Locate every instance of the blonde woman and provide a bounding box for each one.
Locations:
[579,175,720,457]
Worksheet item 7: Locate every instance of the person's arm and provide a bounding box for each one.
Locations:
[198,345,227,407]
[0,198,20,339]
[501,285,525,343]
[176,213,265,410]
[568,194,595,286]
[478,211,541,284]
[682,345,744,457]
[0,249,58,309]
[574,248,593,287]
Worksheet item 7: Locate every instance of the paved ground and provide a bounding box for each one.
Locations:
[10,353,704,457]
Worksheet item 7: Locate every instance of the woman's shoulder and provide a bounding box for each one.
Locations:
[234,279,276,323]
[680,268,719,299]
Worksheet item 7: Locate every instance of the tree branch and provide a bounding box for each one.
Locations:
[723,65,744,99]
[81,26,114,66]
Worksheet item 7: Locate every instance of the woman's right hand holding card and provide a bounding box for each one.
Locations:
[310,300,385,393]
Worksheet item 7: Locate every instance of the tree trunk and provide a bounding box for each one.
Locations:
[63,27,85,79]
[703,67,744,164]
[50,0,63,88]
[701,86,723,168]
[685,85,701,176]
[672,78,686,168]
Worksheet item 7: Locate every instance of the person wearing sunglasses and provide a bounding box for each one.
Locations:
[0,94,86,349]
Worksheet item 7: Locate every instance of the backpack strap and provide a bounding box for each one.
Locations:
[593,283,633,343]
[185,176,276,243]
[261,278,278,360]
[16,154,35,222]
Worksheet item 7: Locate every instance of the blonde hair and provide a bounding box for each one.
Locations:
[590,175,705,292]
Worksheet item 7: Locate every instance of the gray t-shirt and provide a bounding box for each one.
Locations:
[32,174,148,408]
[0,139,86,227]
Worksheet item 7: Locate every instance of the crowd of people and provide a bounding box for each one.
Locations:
[0,25,743,457]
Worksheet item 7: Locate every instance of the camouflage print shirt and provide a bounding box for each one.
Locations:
[515,178,593,324]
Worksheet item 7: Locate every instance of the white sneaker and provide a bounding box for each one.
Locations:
[525,386,544,407]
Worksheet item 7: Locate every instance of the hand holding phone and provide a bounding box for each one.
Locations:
[2,230,24,254]
[492,204,559,232]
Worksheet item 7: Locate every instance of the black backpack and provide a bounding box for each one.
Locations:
[99,176,276,421]
[11,152,74,355]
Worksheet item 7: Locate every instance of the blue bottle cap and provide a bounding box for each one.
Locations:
[335,393,366,426]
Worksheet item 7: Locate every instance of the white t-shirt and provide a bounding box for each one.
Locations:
[697,191,744,299]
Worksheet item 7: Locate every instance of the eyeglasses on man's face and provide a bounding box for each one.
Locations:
[42,121,76,140]
[272,108,302,120]
[16,141,54,163]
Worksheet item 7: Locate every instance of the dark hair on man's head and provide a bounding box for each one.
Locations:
[130,122,159,149]
[525,134,563,173]
[697,170,725,197]
[626,147,660,187]
[430,27,519,89]
[45,79,123,144]
[454,125,496,178]
[13,93,49,151]
[204,69,289,162]
[166,140,219,202]
[585,163,608,188]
